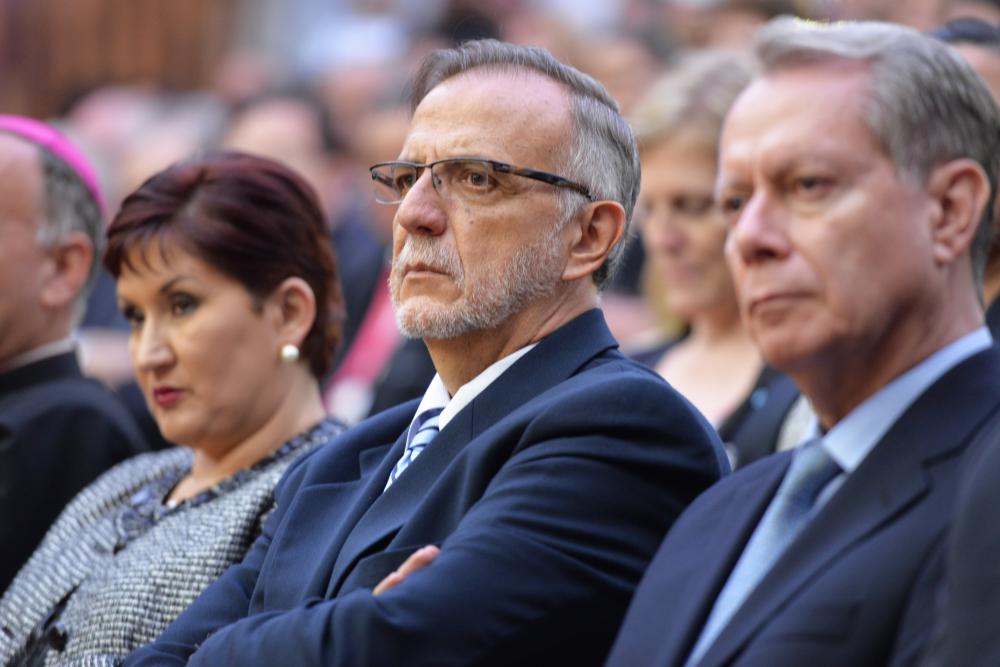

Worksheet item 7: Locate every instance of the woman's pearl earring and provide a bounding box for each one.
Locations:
[280,344,300,363]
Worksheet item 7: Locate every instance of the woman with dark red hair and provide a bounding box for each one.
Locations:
[0,151,348,665]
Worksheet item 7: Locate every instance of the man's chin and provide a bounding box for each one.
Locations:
[752,326,813,370]
[759,336,838,382]
[394,301,474,340]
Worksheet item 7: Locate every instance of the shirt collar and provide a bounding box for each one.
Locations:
[411,342,538,432]
[804,327,992,473]
[0,337,76,373]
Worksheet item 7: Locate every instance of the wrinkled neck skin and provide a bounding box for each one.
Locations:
[795,287,982,431]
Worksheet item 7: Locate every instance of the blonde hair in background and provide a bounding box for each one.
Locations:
[630,49,756,150]
[630,50,755,336]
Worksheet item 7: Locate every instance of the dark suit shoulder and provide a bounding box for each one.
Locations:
[921,405,1000,666]
[0,374,147,461]
[608,346,1000,667]
[661,451,793,540]
[1,372,137,430]
[0,372,148,591]
[280,400,415,494]
[519,354,726,468]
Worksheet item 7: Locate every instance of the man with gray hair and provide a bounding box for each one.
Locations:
[932,17,1000,338]
[606,17,1000,667]
[0,115,146,591]
[131,39,724,666]
[917,18,1000,667]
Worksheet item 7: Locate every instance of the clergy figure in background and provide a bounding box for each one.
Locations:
[0,115,146,592]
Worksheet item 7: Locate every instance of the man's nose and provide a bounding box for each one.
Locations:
[394,169,447,237]
[726,193,792,266]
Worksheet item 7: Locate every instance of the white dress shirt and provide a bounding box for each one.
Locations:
[409,342,539,433]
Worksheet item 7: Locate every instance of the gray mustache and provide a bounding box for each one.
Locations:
[394,238,464,282]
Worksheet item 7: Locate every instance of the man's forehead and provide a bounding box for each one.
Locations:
[737,61,871,120]
[0,134,43,220]
[403,69,573,161]
[719,63,874,168]
[419,67,571,110]
[0,133,42,173]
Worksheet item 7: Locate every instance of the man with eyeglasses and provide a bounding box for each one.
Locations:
[130,39,726,667]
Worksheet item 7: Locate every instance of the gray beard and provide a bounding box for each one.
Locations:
[389,225,566,340]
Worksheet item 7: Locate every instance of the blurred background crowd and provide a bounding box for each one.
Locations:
[3,0,998,432]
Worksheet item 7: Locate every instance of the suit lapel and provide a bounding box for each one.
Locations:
[266,403,413,600]
[325,309,618,595]
[653,457,790,667]
[323,427,411,594]
[702,346,1000,666]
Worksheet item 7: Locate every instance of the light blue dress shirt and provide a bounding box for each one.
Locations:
[806,326,992,506]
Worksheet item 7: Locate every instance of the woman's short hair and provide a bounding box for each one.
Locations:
[104,150,345,379]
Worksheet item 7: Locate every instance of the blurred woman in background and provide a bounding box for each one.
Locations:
[0,151,347,665]
[630,51,799,469]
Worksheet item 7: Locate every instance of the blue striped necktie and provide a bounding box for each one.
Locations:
[685,439,841,665]
[384,407,444,491]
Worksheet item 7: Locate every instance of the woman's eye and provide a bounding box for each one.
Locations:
[122,305,144,328]
[169,294,198,317]
[674,196,714,216]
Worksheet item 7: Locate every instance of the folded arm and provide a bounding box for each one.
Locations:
[183,425,719,667]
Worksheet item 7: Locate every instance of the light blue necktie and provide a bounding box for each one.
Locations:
[685,439,842,666]
[384,407,444,491]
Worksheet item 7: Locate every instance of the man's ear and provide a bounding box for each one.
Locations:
[561,200,626,282]
[269,276,317,349]
[926,158,991,266]
[39,231,93,310]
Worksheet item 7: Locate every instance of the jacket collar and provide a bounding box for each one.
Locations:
[0,350,82,399]
[700,345,1000,666]
[326,308,619,593]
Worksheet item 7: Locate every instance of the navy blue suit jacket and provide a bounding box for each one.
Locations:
[605,346,1000,667]
[631,340,799,470]
[129,309,726,666]
[921,386,1000,667]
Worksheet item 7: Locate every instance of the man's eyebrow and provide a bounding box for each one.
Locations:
[715,174,748,196]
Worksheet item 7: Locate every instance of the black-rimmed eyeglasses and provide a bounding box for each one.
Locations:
[369,157,594,205]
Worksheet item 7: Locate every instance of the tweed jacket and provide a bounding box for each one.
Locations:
[0,417,343,666]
